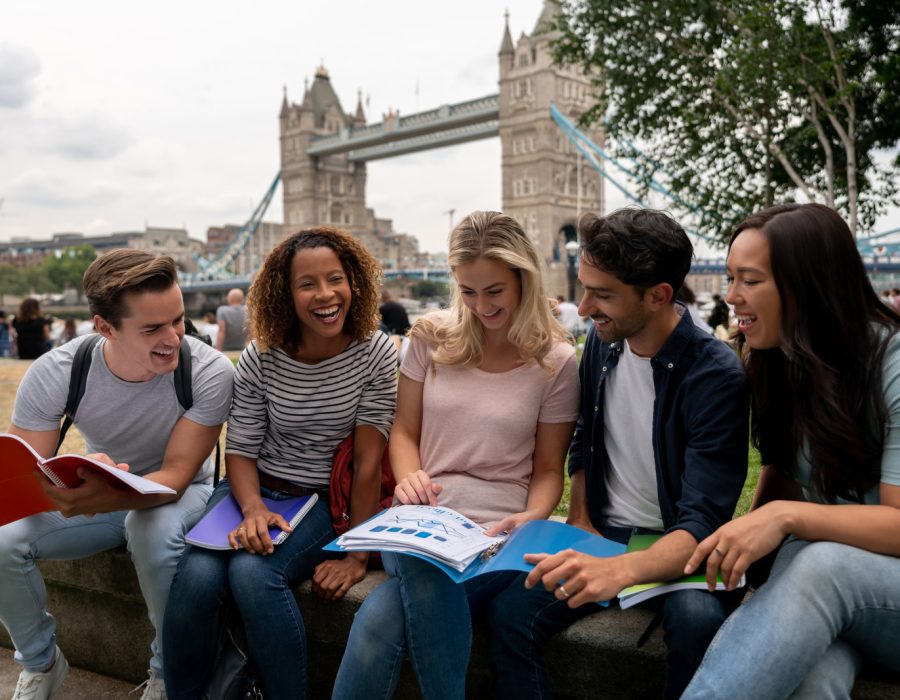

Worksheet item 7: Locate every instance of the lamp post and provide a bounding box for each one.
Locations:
[565,239,580,303]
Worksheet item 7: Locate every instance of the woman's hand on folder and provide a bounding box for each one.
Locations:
[684,504,788,592]
[228,507,292,555]
[394,469,442,506]
[484,510,539,537]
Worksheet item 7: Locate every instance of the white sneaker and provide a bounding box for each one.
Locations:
[130,669,167,700]
[12,646,69,700]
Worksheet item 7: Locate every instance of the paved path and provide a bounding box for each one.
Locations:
[0,646,135,699]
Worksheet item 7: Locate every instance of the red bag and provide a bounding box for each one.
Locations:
[329,434,395,537]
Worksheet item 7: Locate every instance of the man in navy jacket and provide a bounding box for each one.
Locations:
[489,208,748,699]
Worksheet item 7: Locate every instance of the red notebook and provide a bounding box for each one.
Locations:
[0,432,176,526]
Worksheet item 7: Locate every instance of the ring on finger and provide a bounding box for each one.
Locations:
[714,548,725,557]
[558,583,571,598]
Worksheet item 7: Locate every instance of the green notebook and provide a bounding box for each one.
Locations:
[617,534,742,609]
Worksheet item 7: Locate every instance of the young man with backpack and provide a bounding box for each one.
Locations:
[0,249,234,700]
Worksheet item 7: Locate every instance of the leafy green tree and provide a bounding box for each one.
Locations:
[552,0,900,240]
[409,280,449,300]
[0,265,28,306]
[41,245,96,299]
[22,267,52,296]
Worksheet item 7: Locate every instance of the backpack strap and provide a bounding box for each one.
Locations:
[173,340,193,411]
[56,335,103,455]
[174,337,222,485]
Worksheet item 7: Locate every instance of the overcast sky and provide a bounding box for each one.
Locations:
[1,1,897,255]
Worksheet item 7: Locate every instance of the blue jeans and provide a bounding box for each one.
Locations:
[682,538,900,700]
[0,482,211,675]
[485,525,741,700]
[332,551,519,700]
[163,479,336,700]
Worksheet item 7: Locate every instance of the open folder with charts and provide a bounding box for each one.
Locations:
[326,504,627,595]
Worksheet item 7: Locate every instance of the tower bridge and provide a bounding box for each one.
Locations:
[305,94,501,161]
[187,0,898,298]
[277,1,604,298]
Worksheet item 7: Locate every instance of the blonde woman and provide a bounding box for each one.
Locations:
[332,211,580,699]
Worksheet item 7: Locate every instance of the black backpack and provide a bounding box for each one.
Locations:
[56,332,222,484]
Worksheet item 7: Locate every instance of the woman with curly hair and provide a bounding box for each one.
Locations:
[333,211,579,699]
[164,227,397,699]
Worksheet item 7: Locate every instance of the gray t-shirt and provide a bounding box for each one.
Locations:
[216,305,247,351]
[13,334,234,482]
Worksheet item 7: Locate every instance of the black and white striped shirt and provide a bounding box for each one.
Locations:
[225,332,397,488]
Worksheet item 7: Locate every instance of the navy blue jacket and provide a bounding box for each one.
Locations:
[569,309,749,543]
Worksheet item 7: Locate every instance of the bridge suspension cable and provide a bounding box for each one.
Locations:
[550,105,723,247]
[182,172,281,283]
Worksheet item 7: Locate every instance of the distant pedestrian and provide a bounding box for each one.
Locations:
[12,298,51,360]
[891,288,900,313]
[706,293,730,331]
[555,294,583,339]
[200,311,219,348]
[379,289,411,336]
[215,288,248,351]
[56,318,78,346]
[676,284,713,334]
[0,310,10,357]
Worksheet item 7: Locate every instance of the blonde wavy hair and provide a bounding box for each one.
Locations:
[248,226,382,354]
[412,210,565,369]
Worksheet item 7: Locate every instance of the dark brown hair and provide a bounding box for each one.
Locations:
[579,207,693,296]
[733,203,900,501]
[82,249,178,328]
[17,297,42,322]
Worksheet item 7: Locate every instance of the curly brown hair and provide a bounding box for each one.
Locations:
[248,226,382,354]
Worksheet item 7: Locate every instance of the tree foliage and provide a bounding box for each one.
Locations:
[408,279,449,300]
[0,265,27,306]
[552,0,900,242]
[41,245,96,299]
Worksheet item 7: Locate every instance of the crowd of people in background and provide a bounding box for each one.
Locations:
[0,299,86,360]
[2,268,741,363]
[0,291,254,361]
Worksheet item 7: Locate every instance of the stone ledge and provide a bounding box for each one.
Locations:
[0,548,895,699]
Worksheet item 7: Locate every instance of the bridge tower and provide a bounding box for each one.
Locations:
[279,66,370,236]
[498,2,604,295]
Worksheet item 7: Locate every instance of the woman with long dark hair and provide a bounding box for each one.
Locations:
[681,203,900,698]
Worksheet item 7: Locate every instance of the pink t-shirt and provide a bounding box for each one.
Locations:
[400,334,580,525]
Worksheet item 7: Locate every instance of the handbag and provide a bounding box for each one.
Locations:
[329,435,394,567]
[201,603,263,700]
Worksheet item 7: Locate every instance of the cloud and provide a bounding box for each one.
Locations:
[43,113,134,160]
[4,170,124,208]
[0,44,41,109]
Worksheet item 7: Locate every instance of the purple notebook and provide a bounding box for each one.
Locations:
[186,492,318,550]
